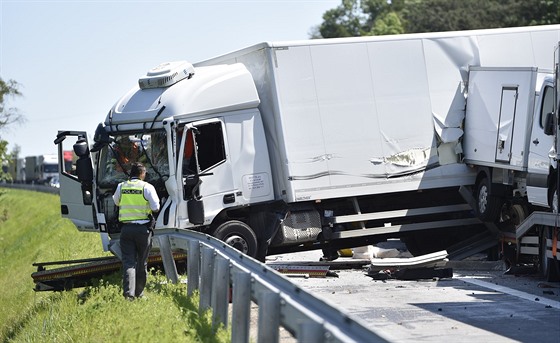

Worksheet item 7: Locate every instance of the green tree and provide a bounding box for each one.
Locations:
[312,0,559,38]
[315,0,405,38]
[0,77,24,182]
[518,0,560,26]
[0,140,10,182]
[0,78,23,129]
[371,11,405,35]
[317,0,368,38]
[402,0,558,33]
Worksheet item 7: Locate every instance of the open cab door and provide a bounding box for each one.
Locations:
[54,131,96,232]
[556,42,560,159]
[555,42,560,212]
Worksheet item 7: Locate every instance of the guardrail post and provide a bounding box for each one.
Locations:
[299,322,324,343]
[187,240,200,296]
[232,271,251,343]
[157,235,178,284]
[199,246,215,312]
[257,291,280,343]
[211,255,230,330]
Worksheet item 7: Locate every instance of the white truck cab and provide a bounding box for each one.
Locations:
[56,62,275,257]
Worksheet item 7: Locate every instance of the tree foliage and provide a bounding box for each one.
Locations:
[0,77,23,182]
[0,78,23,130]
[314,0,559,38]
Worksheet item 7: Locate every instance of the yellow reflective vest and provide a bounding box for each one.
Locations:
[118,179,151,222]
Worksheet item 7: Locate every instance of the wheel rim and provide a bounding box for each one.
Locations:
[509,204,526,225]
[224,235,249,254]
[478,184,489,214]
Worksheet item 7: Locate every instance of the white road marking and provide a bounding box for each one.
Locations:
[458,277,560,309]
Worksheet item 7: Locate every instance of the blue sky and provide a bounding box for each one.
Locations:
[0,0,339,157]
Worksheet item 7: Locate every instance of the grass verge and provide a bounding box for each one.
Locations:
[0,188,228,342]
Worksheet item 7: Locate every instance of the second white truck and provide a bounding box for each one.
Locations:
[55,25,560,266]
[463,52,560,280]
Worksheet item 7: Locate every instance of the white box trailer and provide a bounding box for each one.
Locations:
[8,158,25,183]
[197,26,560,204]
[25,154,59,184]
[25,156,38,183]
[56,25,560,260]
[464,67,550,168]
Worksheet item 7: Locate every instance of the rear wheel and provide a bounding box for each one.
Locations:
[508,204,527,225]
[212,220,258,258]
[500,203,527,230]
[475,177,502,221]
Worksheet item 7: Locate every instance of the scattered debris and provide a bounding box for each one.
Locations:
[269,264,331,278]
[364,250,453,281]
[367,250,449,272]
[367,267,453,281]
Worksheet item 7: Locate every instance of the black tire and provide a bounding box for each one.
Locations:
[212,220,258,258]
[475,177,502,222]
[540,226,560,282]
[500,203,527,231]
[508,204,527,225]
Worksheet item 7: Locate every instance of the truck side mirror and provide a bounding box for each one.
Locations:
[73,139,93,182]
[73,139,93,205]
[183,174,200,200]
[183,174,204,224]
[544,112,555,136]
[91,123,112,152]
[187,198,204,225]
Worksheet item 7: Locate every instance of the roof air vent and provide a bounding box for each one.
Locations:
[138,61,195,89]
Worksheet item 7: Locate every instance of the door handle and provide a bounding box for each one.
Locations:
[223,193,235,204]
[533,138,539,145]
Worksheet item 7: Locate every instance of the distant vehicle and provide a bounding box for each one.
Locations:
[49,175,60,188]
[7,158,25,183]
[25,154,58,184]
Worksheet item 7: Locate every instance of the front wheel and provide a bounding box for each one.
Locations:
[475,177,502,222]
[212,220,258,258]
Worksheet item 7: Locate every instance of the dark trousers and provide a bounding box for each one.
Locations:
[120,223,152,298]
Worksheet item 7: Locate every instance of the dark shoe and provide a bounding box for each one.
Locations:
[320,254,339,262]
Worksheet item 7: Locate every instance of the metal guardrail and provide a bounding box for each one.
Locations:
[0,183,59,194]
[152,228,388,343]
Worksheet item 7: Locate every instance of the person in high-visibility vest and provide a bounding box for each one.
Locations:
[113,162,160,300]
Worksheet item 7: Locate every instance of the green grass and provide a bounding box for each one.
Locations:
[0,188,229,342]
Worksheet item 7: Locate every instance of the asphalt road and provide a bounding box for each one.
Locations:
[266,248,560,343]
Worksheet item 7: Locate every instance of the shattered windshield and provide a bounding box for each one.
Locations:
[97,131,169,189]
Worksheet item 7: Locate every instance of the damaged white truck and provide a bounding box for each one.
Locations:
[54,25,560,274]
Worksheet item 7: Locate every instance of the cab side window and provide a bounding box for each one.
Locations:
[540,86,554,128]
[196,122,226,172]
